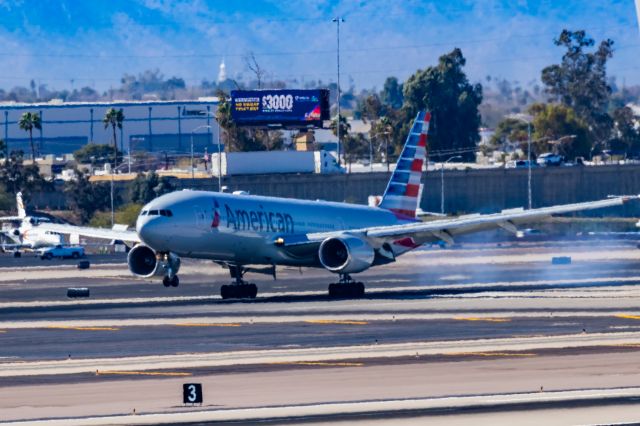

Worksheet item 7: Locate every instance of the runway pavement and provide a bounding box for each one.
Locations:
[3,239,640,424]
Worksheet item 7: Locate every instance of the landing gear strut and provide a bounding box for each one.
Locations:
[220,265,258,299]
[162,275,179,287]
[328,274,365,298]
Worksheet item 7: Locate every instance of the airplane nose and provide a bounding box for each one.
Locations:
[137,217,165,249]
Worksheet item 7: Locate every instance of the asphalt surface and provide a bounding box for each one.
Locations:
[3,239,640,424]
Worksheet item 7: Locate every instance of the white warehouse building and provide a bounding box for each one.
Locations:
[0,98,221,157]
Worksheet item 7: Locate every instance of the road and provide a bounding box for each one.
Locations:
[2,240,640,424]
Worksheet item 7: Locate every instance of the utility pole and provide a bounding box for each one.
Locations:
[333,16,344,167]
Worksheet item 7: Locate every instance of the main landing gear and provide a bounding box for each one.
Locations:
[328,274,365,298]
[220,265,258,300]
[162,275,179,287]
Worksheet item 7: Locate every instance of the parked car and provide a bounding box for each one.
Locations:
[536,153,565,166]
[39,245,85,260]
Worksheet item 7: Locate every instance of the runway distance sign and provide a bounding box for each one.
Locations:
[230,89,330,128]
[183,383,203,404]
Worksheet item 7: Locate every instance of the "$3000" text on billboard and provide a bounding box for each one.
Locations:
[262,94,294,112]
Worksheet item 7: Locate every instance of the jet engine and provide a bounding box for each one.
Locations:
[127,244,180,279]
[318,236,375,274]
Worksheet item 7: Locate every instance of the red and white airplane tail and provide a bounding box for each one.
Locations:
[378,111,430,219]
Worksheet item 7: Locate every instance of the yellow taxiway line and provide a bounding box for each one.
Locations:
[46,326,119,331]
[453,317,511,323]
[304,320,368,325]
[96,370,192,377]
[615,314,640,321]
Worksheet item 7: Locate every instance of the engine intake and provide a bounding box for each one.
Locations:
[127,244,180,279]
[318,236,375,274]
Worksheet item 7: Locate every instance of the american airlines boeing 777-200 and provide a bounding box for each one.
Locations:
[37,111,638,299]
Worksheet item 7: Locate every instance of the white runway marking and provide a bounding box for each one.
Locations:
[2,332,640,378]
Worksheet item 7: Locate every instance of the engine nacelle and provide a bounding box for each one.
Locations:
[318,236,375,274]
[127,244,181,279]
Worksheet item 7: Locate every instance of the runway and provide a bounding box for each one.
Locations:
[2,239,640,424]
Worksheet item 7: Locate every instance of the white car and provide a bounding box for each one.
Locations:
[537,153,565,166]
[39,245,85,260]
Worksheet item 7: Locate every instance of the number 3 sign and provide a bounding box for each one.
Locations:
[183,383,203,404]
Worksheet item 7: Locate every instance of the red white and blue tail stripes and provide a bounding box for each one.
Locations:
[378,111,430,219]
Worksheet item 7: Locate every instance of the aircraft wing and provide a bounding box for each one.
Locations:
[0,216,23,222]
[34,223,141,243]
[284,196,638,251]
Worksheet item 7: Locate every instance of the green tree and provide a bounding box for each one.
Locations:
[342,133,368,173]
[0,150,51,195]
[610,106,640,155]
[64,173,113,224]
[381,77,403,109]
[330,114,351,139]
[103,108,124,167]
[18,112,42,162]
[403,48,483,161]
[90,203,143,228]
[541,30,614,143]
[489,118,530,152]
[130,171,175,204]
[73,143,121,165]
[529,103,590,159]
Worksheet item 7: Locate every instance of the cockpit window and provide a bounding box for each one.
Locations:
[148,210,159,216]
[141,210,148,216]
[158,210,173,217]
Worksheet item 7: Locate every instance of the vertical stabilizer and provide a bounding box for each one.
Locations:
[378,111,430,219]
[16,192,26,219]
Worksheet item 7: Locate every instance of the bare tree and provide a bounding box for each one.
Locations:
[245,52,266,89]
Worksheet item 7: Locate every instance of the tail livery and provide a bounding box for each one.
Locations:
[17,192,26,219]
[378,111,430,219]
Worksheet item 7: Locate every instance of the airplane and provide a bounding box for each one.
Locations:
[35,111,638,299]
[0,192,64,253]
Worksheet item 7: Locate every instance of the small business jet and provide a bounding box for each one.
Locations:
[0,192,63,253]
[37,111,637,299]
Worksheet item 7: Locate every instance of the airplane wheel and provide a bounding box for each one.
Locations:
[221,285,231,299]
[162,276,171,287]
[248,283,258,298]
[356,282,365,297]
[170,276,180,287]
[328,283,337,297]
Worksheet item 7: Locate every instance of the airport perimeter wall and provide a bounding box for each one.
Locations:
[32,164,640,216]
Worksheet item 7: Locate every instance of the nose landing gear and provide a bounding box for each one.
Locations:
[162,275,179,287]
[328,274,365,298]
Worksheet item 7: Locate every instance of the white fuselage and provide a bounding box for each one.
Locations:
[137,190,406,266]
[20,220,64,249]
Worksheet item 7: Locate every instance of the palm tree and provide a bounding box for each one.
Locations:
[18,112,42,163]
[103,108,124,169]
[372,116,394,171]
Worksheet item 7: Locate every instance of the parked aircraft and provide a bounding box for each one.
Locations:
[36,111,637,298]
[0,192,63,253]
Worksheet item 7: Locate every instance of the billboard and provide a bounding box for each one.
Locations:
[230,89,330,128]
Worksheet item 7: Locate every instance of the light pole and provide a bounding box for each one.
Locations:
[110,162,130,227]
[190,125,212,186]
[333,16,344,167]
[441,155,462,214]
[510,114,533,209]
[217,122,223,192]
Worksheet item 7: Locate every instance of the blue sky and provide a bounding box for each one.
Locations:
[0,0,639,92]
